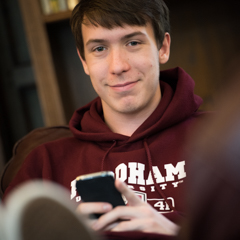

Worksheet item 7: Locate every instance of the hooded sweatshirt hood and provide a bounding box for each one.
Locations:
[70,67,202,142]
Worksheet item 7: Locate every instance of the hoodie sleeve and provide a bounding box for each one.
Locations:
[3,145,53,200]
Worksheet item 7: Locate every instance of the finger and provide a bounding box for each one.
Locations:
[111,218,146,232]
[101,221,120,231]
[76,202,112,216]
[92,205,142,231]
[111,214,180,235]
[115,179,143,206]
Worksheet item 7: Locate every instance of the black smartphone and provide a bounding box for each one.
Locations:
[76,171,125,218]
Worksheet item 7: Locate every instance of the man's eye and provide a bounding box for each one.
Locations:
[128,41,140,46]
[93,46,105,52]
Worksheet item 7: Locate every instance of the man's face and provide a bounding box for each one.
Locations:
[79,21,170,118]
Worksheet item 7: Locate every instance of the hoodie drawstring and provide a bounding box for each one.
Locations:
[143,138,177,212]
[101,140,117,171]
[100,138,180,214]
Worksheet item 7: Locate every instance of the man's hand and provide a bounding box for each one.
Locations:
[76,179,179,236]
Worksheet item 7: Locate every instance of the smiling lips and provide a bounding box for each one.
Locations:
[109,80,139,91]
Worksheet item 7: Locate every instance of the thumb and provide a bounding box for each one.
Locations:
[115,179,143,206]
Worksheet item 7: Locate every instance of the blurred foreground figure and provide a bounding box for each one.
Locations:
[0,181,98,240]
[180,62,240,240]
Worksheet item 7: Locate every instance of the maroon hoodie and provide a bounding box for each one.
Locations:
[4,67,205,239]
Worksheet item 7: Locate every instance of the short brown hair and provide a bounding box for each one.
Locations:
[70,0,170,60]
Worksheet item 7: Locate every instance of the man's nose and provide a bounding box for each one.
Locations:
[109,48,130,75]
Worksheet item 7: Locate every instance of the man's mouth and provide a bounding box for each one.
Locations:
[109,80,139,91]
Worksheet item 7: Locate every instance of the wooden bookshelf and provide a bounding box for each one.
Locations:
[43,10,72,23]
[18,0,68,126]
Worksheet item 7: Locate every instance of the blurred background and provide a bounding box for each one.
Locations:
[0,0,240,166]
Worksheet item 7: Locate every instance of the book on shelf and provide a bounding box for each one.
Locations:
[67,0,79,10]
[40,0,79,15]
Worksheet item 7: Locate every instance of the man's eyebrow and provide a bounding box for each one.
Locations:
[86,39,107,47]
[121,31,146,41]
[85,31,146,46]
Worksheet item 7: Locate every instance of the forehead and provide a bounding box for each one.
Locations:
[81,21,155,44]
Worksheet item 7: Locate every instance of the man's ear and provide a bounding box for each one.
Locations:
[159,33,171,64]
[77,48,90,75]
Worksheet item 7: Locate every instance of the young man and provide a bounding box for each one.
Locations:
[4,0,206,239]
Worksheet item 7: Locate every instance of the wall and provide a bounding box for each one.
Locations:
[163,0,240,110]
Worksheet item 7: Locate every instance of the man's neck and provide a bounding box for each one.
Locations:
[102,99,161,137]
[104,112,147,137]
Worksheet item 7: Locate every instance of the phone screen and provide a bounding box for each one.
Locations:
[76,171,125,208]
